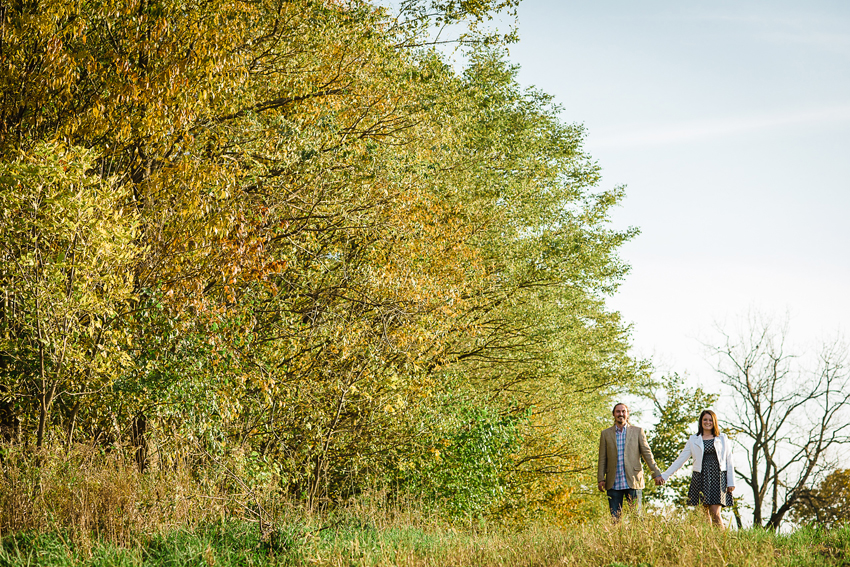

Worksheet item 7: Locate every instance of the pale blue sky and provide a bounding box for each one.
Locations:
[504,0,850,387]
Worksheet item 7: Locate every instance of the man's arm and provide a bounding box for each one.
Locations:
[597,431,607,492]
[637,427,663,479]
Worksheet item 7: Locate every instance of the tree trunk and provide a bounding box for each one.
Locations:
[131,413,148,473]
[65,399,80,450]
[751,483,763,526]
[732,499,743,529]
[37,392,47,448]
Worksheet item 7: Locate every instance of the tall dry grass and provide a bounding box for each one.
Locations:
[283,510,780,567]
[0,444,254,547]
[1,445,846,566]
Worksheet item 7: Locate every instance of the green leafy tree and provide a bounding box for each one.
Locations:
[0,143,141,447]
[377,48,647,520]
[0,0,643,522]
[792,469,850,528]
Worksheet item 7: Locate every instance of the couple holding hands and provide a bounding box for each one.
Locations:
[598,403,735,527]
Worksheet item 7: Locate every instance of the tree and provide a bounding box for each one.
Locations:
[0,0,642,521]
[0,143,141,447]
[708,314,850,529]
[405,48,644,520]
[792,468,850,528]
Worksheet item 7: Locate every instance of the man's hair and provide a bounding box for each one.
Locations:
[697,409,720,437]
[612,402,629,417]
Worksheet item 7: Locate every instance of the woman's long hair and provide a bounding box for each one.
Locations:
[697,409,720,437]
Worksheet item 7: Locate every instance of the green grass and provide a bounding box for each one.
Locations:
[2,515,849,567]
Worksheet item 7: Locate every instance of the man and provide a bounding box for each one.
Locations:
[598,402,664,518]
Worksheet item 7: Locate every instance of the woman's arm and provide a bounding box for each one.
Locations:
[661,438,693,481]
[723,435,736,488]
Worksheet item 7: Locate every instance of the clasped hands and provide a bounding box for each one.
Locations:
[597,477,665,492]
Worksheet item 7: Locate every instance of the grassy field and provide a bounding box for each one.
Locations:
[2,513,848,567]
[2,447,847,566]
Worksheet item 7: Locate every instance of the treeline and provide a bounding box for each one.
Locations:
[0,0,642,521]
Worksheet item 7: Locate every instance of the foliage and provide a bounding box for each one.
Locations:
[0,0,642,521]
[0,143,141,447]
[394,398,524,519]
[433,48,644,521]
[792,468,850,529]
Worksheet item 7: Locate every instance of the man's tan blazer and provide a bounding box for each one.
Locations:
[597,425,663,490]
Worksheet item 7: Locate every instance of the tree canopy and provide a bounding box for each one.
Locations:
[792,468,850,529]
[0,0,642,521]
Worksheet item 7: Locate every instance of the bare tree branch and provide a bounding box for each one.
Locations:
[705,313,850,529]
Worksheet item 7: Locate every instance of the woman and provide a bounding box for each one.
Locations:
[660,410,735,527]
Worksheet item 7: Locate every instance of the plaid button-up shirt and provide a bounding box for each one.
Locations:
[613,424,629,490]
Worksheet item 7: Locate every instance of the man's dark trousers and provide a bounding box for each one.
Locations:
[607,488,641,517]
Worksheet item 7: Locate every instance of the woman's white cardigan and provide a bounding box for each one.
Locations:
[660,433,736,488]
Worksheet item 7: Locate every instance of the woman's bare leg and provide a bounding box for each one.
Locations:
[708,505,724,528]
